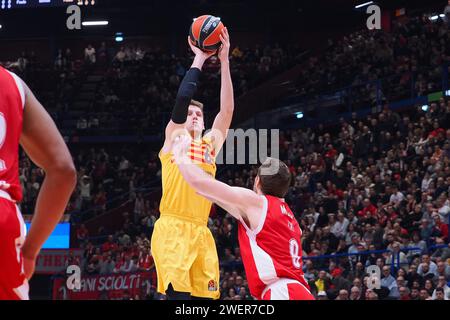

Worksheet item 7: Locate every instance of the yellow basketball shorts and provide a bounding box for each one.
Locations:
[150,215,220,299]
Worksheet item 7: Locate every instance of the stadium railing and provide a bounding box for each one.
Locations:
[219,244,449,277]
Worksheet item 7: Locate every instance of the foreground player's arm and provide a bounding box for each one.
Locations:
[161,38,215,154]
[206,28,234,153]
[173,135,262,226]
[20,81,77,279]
[199,192,242,219]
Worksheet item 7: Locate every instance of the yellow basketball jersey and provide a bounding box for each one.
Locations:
[159,136,217,225]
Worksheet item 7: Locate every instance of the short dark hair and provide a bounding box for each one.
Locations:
[257,158,291,198]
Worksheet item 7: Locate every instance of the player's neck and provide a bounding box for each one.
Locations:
[261,192,285,202]
[190,130,202,141]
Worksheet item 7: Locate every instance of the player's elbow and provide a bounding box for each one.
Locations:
[48,158,77,188]
[189,176,211,192]
[188,176,204,189]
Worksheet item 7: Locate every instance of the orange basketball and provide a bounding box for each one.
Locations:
[189,15,225,52]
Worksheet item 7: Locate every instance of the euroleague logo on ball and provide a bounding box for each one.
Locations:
[202,17,220,33]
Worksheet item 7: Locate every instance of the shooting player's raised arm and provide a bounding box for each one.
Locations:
[205,28,234,154]
[162,38,215,154]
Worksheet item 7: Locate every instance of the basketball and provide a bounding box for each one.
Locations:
[189,15,225,52]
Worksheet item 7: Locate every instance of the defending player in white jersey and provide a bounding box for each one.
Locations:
[171,134,314,300]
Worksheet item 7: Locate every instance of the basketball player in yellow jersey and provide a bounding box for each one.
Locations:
[151,28,233,300]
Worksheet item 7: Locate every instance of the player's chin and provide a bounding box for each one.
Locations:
[189,125,203,133]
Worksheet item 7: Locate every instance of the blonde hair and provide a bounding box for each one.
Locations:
[190,99,204,111]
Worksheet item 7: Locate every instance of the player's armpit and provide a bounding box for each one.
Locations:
[203,127,226,154]
[208,109,233,154]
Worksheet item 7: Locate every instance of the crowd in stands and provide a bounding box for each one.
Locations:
[3,12,449,300]
[19,145,161,222]
[292,14,448,111]
[85,42,303,136]
[217,97,450,300]
[3,40,303,137]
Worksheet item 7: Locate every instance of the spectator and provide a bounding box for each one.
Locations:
[101,235,118,253]
[314,270,332,294]
[317,291,328,300]
[114,47,126,63]
[358,198,377,217]
[420,219,433,242]
[79,175,92,210]
[436,261,450,280]
[134,193,145,223]
[418,255,438,276]
[437,196,450,225]
[419,289,432,300]
[385,242,409,272]
[434,287,446,300]
[85,44,96,65]
[390,185,405,208]
[99,254,115,274]
[380,266,400,299]
[335,289,349,300]
[329,268,352,299]
[64,250,81,269]
[365,289,379,300]
[303,260,318,282]
[349,286,362,300]
[431,276,450,300]
[424,279,435,296]
[407,233,427,259]
[76,224,89,246]
[418,263,437,281]
[331,211,349,238]
[398,286,411,300]
[431,214,448,241]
